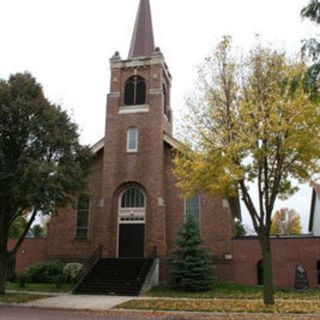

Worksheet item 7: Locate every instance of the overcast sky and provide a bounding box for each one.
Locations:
[0,0,318,231]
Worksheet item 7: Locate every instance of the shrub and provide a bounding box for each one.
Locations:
[25,261,63,284]
[53,274,67,288]
[63,263,83,283]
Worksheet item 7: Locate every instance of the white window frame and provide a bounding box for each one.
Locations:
[184,194,201,229]
[127,127,138,153]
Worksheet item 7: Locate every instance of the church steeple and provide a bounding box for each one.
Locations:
[128,0,155,59]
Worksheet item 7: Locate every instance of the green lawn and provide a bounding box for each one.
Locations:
[145,282,320,300]
[0,293,48,304]
[6,282,72,293]
[117,298,320,314]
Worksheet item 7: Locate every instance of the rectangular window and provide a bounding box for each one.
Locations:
[127,128,138,152]
[75,196,89,239]
[185,194,200,227]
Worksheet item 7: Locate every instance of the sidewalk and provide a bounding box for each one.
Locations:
[23,294,133,311]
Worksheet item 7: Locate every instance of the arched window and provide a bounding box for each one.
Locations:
[317,261,320,285]
[257,260,264,285]
[121,187,145,208]
[127,127,138,152]
[124,76,146,106]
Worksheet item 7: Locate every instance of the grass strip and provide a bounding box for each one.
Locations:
[6,282,72,293]
[145,283,320,300]
[0,293,48,304]
[117,298,320,314]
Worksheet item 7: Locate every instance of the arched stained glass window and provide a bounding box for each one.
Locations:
[121,188,145,208]
[124,76,146,106]
[185,194,200,227]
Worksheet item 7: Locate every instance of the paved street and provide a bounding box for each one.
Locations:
[1,307,320,320]
[0,307,141,320]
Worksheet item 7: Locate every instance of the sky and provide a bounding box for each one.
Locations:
[0,0,318,232]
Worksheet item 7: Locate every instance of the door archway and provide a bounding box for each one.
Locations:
[118,187,146,258]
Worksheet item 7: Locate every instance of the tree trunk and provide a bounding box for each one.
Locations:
[7,254,16,282]
[260,235,274,305]
[0,224,9,295]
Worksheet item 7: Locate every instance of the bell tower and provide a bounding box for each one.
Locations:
[99,0,172,258]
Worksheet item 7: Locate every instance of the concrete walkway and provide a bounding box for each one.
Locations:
[24,294,133,311]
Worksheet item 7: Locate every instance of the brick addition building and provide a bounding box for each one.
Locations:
[11,0,320,292]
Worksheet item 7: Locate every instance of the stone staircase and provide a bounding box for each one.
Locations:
[73,258,154,296]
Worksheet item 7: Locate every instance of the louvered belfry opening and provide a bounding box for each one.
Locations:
[124,76,146,106]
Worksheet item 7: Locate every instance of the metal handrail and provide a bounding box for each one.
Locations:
[151,245,157,258]
[136,246,157,282]
[73,245,103,292]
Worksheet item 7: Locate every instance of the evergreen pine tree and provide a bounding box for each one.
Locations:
[168,214,213,291]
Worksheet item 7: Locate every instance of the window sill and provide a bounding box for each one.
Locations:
[73,238,91,243]
[119,105,149,114]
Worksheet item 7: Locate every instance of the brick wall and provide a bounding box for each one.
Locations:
[8,238,48,273]
[233,237,320,288]
[164,146,235,282]
[45,149,104,260]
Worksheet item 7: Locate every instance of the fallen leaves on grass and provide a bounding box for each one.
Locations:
[146,283,320,301]
[117,298,320,314]
[6,282,72,293]
[0,293,48,303]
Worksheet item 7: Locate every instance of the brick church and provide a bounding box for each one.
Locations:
[45,0,237,287]
[12,0,320,293]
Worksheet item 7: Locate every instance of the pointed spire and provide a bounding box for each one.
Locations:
[128,0,155,59]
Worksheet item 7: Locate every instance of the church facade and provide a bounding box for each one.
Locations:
[43,0,237,281]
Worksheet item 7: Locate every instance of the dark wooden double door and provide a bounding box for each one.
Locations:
[119,224,145,258]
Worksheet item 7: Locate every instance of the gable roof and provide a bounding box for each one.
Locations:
[91,132,181,154]
[163,132,182,149]
[91,138,104,154]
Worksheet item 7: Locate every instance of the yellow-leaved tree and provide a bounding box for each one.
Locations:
[271,208,302,236]
[174,36,320,305]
